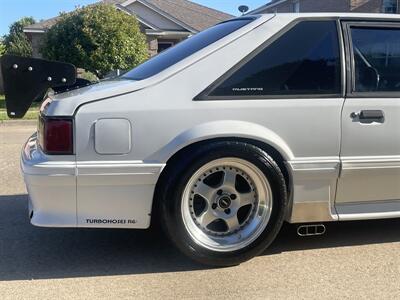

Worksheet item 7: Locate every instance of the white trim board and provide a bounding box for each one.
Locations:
[121,0,197,33]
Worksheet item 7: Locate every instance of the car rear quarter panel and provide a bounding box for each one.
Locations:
[74,16,343,227]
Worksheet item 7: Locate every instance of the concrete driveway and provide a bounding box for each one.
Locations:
[0,122,399,299]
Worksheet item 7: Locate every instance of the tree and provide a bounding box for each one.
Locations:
[42,4,149,77]
[3,17,36,57]
[0,40,5,56]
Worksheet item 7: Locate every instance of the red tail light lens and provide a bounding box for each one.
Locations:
[39,116,73,155]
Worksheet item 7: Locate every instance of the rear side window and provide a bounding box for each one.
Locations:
[122,18,255,81]
[205,20,341,98]
[350,26,400,93]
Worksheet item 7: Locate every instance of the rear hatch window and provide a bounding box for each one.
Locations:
[122,17,256,81]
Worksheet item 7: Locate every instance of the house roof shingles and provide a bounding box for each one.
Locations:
[140,0,233,31]
[24,0,233,33]
[24,16,60,31]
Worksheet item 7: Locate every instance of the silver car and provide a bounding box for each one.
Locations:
[4,13,400,266]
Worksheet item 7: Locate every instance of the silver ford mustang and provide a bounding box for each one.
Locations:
[3,13,400,266]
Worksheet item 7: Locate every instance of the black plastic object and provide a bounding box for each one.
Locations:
[0,55,77,118]
[360,110,385,122]
[52,78,93,94]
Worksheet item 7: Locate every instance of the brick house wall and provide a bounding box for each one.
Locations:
[351,0,371,9]
[352,0,386,12]
[263,2,293,12]
[300,0,350,12]
[261,0,350,13]
[147,36,159,57]
[256,0,398,13]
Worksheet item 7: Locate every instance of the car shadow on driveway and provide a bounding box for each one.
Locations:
[267,216,400,256]
[0,194,399,281]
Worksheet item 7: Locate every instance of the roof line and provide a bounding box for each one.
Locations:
[120,0,138,6]
[22,3,160,33]
[145,29,192,36]
[121,0,198,33]
[23,28,46,33]
[115,3,160,30]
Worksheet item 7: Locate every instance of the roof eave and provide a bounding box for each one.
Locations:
[121,0,198,33]
[23,28,46,33]
[115,3,161,30]
[145,29,192,36]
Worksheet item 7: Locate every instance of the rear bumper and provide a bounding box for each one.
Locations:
[22,133,77,227]
[22,133,164,229]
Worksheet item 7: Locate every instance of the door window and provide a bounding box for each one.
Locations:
[207,20,341,98]
[350,26,400,93]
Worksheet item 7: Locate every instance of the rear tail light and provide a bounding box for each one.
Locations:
[38,116,74,155]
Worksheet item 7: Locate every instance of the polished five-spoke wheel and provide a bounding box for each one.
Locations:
[181,158,273,252]
[159,141,287,266]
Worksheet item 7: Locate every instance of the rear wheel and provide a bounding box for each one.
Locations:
[159,141,287,266]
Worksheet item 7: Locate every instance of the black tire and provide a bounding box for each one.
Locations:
[157,141,288,267]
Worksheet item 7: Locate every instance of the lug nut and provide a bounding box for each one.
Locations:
[217,189,223,195]
[212,203,217,210]
[224,208,231,214]
[230,194,237,200]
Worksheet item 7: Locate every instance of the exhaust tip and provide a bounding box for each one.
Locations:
[297,224,326,237]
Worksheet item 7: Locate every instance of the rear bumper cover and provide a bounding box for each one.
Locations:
[22,133,76,227]
[21,134,164,229]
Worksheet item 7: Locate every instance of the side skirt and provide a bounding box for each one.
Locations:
[336,200,400,221]
[286,158,340,223]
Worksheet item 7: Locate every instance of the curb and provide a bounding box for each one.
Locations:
[0,120,37,126]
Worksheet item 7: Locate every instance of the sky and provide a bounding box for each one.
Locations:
[0,0,268,36]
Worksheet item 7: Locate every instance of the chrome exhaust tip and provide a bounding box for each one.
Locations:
[297,224,326,237]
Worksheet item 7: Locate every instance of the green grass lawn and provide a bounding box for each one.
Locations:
[0,94,40,121]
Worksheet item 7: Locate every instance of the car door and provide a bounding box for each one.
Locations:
[336,21,400,218]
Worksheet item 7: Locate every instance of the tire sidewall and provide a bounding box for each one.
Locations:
[161,141,288,266]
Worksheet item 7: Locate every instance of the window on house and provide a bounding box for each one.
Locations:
[293,0,300,13]
[351,26,400,92]
[207,20,341,98]
[382,0,397,13]
[158,42,174,53]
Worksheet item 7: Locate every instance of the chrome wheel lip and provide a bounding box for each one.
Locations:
[181,157,273,252]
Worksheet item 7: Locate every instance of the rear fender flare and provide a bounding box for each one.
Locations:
[149,120,294,163]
